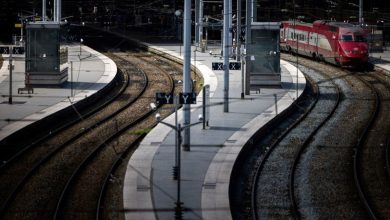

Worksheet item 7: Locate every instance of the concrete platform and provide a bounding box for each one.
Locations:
[122,43,307,220]
[0,44,117,141]
[370,51,390,74]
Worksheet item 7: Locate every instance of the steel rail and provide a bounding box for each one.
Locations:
[289,73,341,220]
[0,55,146,218]
[53,53,176,219]
[251,74,319,220]
[352,72,381,220]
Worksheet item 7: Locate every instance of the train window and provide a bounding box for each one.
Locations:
[341,35,353,41]
[354,35,367,42]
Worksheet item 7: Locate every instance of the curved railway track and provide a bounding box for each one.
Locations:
[98,53,192,220]
[0,65,129,212]
[54,53,186,220]
[232,55,390,219]
[286,57,390,220]
[253,65,341,219]
[352,72,390,219]
[0,49,186,219]
[229,71,318,219]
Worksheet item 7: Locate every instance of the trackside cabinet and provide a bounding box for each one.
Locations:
[25,22,68,85]
[246,22,281,87]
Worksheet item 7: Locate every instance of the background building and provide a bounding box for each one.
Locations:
[1,0,390,43]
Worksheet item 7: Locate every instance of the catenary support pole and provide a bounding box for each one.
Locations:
[229,0,232,55]
[183,0,192,150]
[42,0,46,21]
[53,0,57,22]
[195,0,199,45]
[236,0,241,61]
[57,0,61,22]
[359,0,363,25]
[199,0,204,43]
[223,0,230,112]
[245,0,252,95]
[8,47,13,104]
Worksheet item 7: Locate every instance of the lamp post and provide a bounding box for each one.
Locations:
[240,49,245,99]
[182,0,192,151]
[8,46,13,104]
[175,10,183,55]
[79,38,83,56]
[153,104,203,219]
[70,61,73,97]
[79,22,85,57]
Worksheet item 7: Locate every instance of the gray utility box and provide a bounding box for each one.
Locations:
[246,22,281,86]
[25,22,68,86]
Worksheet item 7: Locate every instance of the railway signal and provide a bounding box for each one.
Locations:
[212,62,241,70]
[179,92,196,104]
[13,47,25,55]
[212,62,224,70]
[0,46,25,55]
[155,92,197,105]
[229,62,241,70]
[0,47,10,54]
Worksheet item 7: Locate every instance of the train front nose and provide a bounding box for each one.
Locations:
[353,46,368,56]
[350,43,368,54]
[340,45,368,66]
[343,46,368,57]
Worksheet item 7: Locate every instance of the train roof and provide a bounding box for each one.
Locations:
[313,20,363,31]
[282,20,312,27]
[282,20,364,32]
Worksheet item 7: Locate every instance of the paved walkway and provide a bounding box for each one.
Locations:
[0,45,117,141]
[123,42,307,220]
[370,50,390,73]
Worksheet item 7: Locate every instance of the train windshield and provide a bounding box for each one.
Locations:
[341,35,353,41]
[354,35,367,42]
[341,34,367,42]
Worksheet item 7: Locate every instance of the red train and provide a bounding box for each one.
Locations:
[280,20,369,67]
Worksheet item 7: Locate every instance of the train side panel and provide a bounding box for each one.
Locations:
[281,20,368,67]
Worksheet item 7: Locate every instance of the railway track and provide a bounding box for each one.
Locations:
[254,64,341,219]
[0,49,184,219]
[287,57,390,220]
[99,53,193,220]
[0,63,128,211]
[231,55,390,219]
[352,72,390,219]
